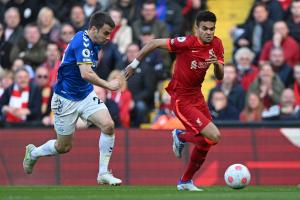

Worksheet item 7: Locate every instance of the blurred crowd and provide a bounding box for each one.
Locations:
[0,0,299,129]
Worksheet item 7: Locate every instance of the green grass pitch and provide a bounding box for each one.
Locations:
[1,186,300,200]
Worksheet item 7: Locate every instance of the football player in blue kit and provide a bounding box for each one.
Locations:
[23,11,122,185]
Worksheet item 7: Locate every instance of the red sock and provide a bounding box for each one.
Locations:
[181,145,210,182]
[178,132,211,182]
[178,131,216,146]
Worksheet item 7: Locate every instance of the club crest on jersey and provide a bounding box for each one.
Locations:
[82,49,90,57]
[177,37,186,42]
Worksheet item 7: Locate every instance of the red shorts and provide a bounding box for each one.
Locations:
[171,96,212,135]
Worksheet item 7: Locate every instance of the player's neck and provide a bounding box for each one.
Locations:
[87,30,95,43]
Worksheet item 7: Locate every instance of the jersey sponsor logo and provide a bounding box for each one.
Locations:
[177,37,186,42]
[191,50,199,53]
[190,60,210,69]
[82,49,91,57]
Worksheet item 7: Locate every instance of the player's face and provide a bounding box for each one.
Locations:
[197,21,215,43]
[92,24,113,45]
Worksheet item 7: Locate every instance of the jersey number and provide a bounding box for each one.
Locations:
[93,97,102,104]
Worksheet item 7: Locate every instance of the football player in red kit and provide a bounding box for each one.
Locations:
[124,11,224,191]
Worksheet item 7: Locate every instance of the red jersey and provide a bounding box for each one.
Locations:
[166,35,224,97]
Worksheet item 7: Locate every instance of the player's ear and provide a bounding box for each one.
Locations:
[90,26,98,33]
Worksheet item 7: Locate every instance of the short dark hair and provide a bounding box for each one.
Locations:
[143,0,156,7]
[89,11,115,30]
[195,11,217,26]
[253,2,267,11]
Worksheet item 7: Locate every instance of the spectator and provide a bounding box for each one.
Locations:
[248,62,285,108]
[156,0,183,37]
[287,0,300,45]
[34,66,53,126]
[11,58,34,79]
[1,8,23,69]
[245,0,284,23]
[240,92,264,122]
[107,69,134,128]
[41,42,61,86]
[132,0,169,43]
[292,64,300,105]
[125,43,156,126]
[180,0,207,35]
[43,0,81,23]
[209,89,240,120]
[278,88,300,120]
[37,7,61,43]
[83,0,102,19]
[208,64,245,113]
[95,42,123,80]
[109,7,132,54]
[139,26,171,81]
[111,0,138,26]
[69,4,88,32]
[0,70,14,98]
[269,47,294,87]
[10,23,47,70]
[262,88,300,120]
[0,68,41,124]
[56,23,75,56]
[234,47,259,91]
[259,21,300,66]
[236,2,274,62]
[5,0,41,26]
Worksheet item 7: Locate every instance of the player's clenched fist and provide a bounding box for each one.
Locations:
[123,65,136,80]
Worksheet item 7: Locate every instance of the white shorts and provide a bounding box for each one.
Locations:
[51,91,107,135]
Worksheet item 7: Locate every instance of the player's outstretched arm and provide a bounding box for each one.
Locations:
[79,63,120,91]
[123,39,168,80]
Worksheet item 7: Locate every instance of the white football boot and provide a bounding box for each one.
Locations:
[97,171,122,186]
[177,180,203,191]
[23,144,38,174]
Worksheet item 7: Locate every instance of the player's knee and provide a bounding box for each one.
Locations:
[212,131,221,143]
[56,143,72,153]
[102,120,115,135]
[205,131,221,145]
